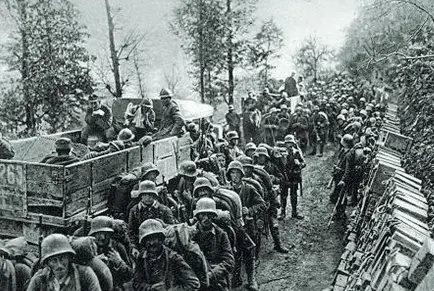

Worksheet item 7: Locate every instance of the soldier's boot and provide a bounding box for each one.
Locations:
[232,252,243,288]
[318,143,324,157]
[291,194,304,220]
[245,253,258,291]
[271,226,289,253]
[278,196,287,220]
[309,143,317,155]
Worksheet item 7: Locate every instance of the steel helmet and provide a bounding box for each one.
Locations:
[245,142,257,152]
[131,180,158,199]
[193,177,214,196]
[359,109,368,117]
[141,162,160,178]
[226,161,245,179]
[337,114,346,121]
[340,109,348,115]
[237,155,254,168]
[41,234,76,264]
[118,128,135,143]
[226,131,239,141]
[89,216,114,236]
[359,97,366,103]
[193,197,218,217]
[270,107,279,114]
[281,92,288,98]
[313,105,320,111]
[341,102,349,109]
[347,96,354,103]
[179,160,199,177]
[159,88,173,99]
[254,147,270,159]
[340,134,354,148]
[284,134,296,144]
[142,98,153,108]
[228,104,235,111]
[139,219,165,244]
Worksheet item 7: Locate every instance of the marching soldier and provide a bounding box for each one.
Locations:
[27,234,101,291]
[225,131,243,162]
[133,219,200,291]
[192,198,235,291]
[89,216,133,291]
[226,161,266,291]
[262,108,279,145]
[225,105,241,136]
[244,142,257,158]
[279,135,306,220]
[330,134,354,206]
[311,105,329,157]
[128,181,175,260]
[290,106,309,154]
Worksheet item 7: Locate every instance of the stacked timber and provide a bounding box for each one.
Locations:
[331,103,434,291]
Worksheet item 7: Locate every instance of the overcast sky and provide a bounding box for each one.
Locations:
[1,0,360,96]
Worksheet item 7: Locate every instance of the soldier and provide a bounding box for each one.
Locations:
[226,161,266,291]
[124,98,156,139]
[89,216,133,291]
[81,94,116,144]
[133,219,200,291]
[0,132,14,159]
[279,135,306,220]
[244,142,257,158]
[0,239,30,291]
[311,105,329,157]
[290,106,309,154]
[225,131,243,162]
[262,108,279,145]
[278,104,291,121]
[154,88,185,139]
[27,234,101,291]
[284,71,298,97]
[128,181,175,260]
[40,137,80,166]
[225,104,241,136]
[253,147,284,187]
[192,198,235,291]
[238,156,289,254]
[330,134,354,205]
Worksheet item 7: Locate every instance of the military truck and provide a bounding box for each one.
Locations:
[0,98,213,244]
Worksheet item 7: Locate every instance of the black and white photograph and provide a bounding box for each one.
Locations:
[0,0,433,290]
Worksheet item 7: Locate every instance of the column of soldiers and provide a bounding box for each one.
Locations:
[0,73,386,291]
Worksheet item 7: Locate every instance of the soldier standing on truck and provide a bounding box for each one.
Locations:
[81,94,116,144]
[124,98,156,140]
[225,104,241,136]
[153,88,185,139]
[27,234,102,291]
[0,132,14,159]
[40,137,80,166]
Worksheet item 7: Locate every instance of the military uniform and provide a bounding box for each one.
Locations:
[0,134,14,159]
[290,113,309,153]
[311,110,329,156]
[81,102,116,143]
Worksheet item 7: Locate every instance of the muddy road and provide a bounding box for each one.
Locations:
[255,146,346,291]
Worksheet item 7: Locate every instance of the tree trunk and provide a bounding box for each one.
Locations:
[104,0,122,98]
[226,0,234,104]
[198,0,205,103]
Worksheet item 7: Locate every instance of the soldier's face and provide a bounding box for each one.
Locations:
[46,254,70,280]
[161,97,171,106]
[196,188,211,198]
[243,166,253,177]
[90,100,100,111]
[197,213,213,230]
[143,172,158,183]
[229,170,242,183]
[245,149,255,157]
[257,155,267,165]
[144,234,164,255]
[285,143,295,151]
[229,138,238,146]
[141,193,156,206]
[216,156,226,168]
[94,231,111,247]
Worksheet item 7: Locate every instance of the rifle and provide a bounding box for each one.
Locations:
[327,185,347,228]
[38,214,43,260]
[160,175,169,206]
[327,176,334,189]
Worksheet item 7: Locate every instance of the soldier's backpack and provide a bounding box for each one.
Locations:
[108,173,139,220]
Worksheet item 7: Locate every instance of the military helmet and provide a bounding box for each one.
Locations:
[237,155,254,168]
[226,131,239,141]
[193,177,214,196]
[228,104,235,111]
[141,162,160,179]
[337,114,346,121]
[179,160,199,177]
[313,105,320,111]
[139,219,165,244]
[284,134,296,144]
[254,147,270,159]
[226,161,245,178]
[359,97,366,103]
[340,109,348,115]
[88,94,100,102]
[276,141,285,148]
[193,197,217,217]
[159,88,173,99]
[131,180,158,199]
[257,143,272,155]
[89,216,114,236]
[118,128,135,143]
[359,109,368,117]
[109,140,125,151]
[55,137,72,151]
[340,134,354,148]
[245,142,257,152]
[41,234,76,264]
[142,98,153,108]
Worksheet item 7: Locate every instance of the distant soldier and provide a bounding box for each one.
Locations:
[330,134,354,205]
[124,98,156,139]
[81,94,116,144]
[284,71,298,97]
[27,234,101,291]
[128,181,175,260]
[290,106,309,154]
[40,137,80,166]
[225,104,241,136]
[280,135,305,220]
[0,132,14,160]
[262,108,279,145]
[277,104,291,121]
[133,219,200,291]
[89,216,133,291]
[225,131,243,162]
[192,198,235,291]
[154,88,185,139]
[310,105,329,157]
[244,142,257,158]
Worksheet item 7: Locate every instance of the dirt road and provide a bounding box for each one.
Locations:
[255,146,346,291]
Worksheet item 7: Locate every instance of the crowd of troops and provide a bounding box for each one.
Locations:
[0,72,388,291]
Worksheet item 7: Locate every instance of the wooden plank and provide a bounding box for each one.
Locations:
[0,219,23,239]
[66,197,88,217]
[127,146,142,171]
[65,162,92,193]
[141,144,154,164]
[92,151,127,183]
[27,197,63,207]
[384,131,413,154]
[0,162,27,217]
[66,187,89,205]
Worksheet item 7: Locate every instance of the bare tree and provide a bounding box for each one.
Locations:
[163,64,182,95]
